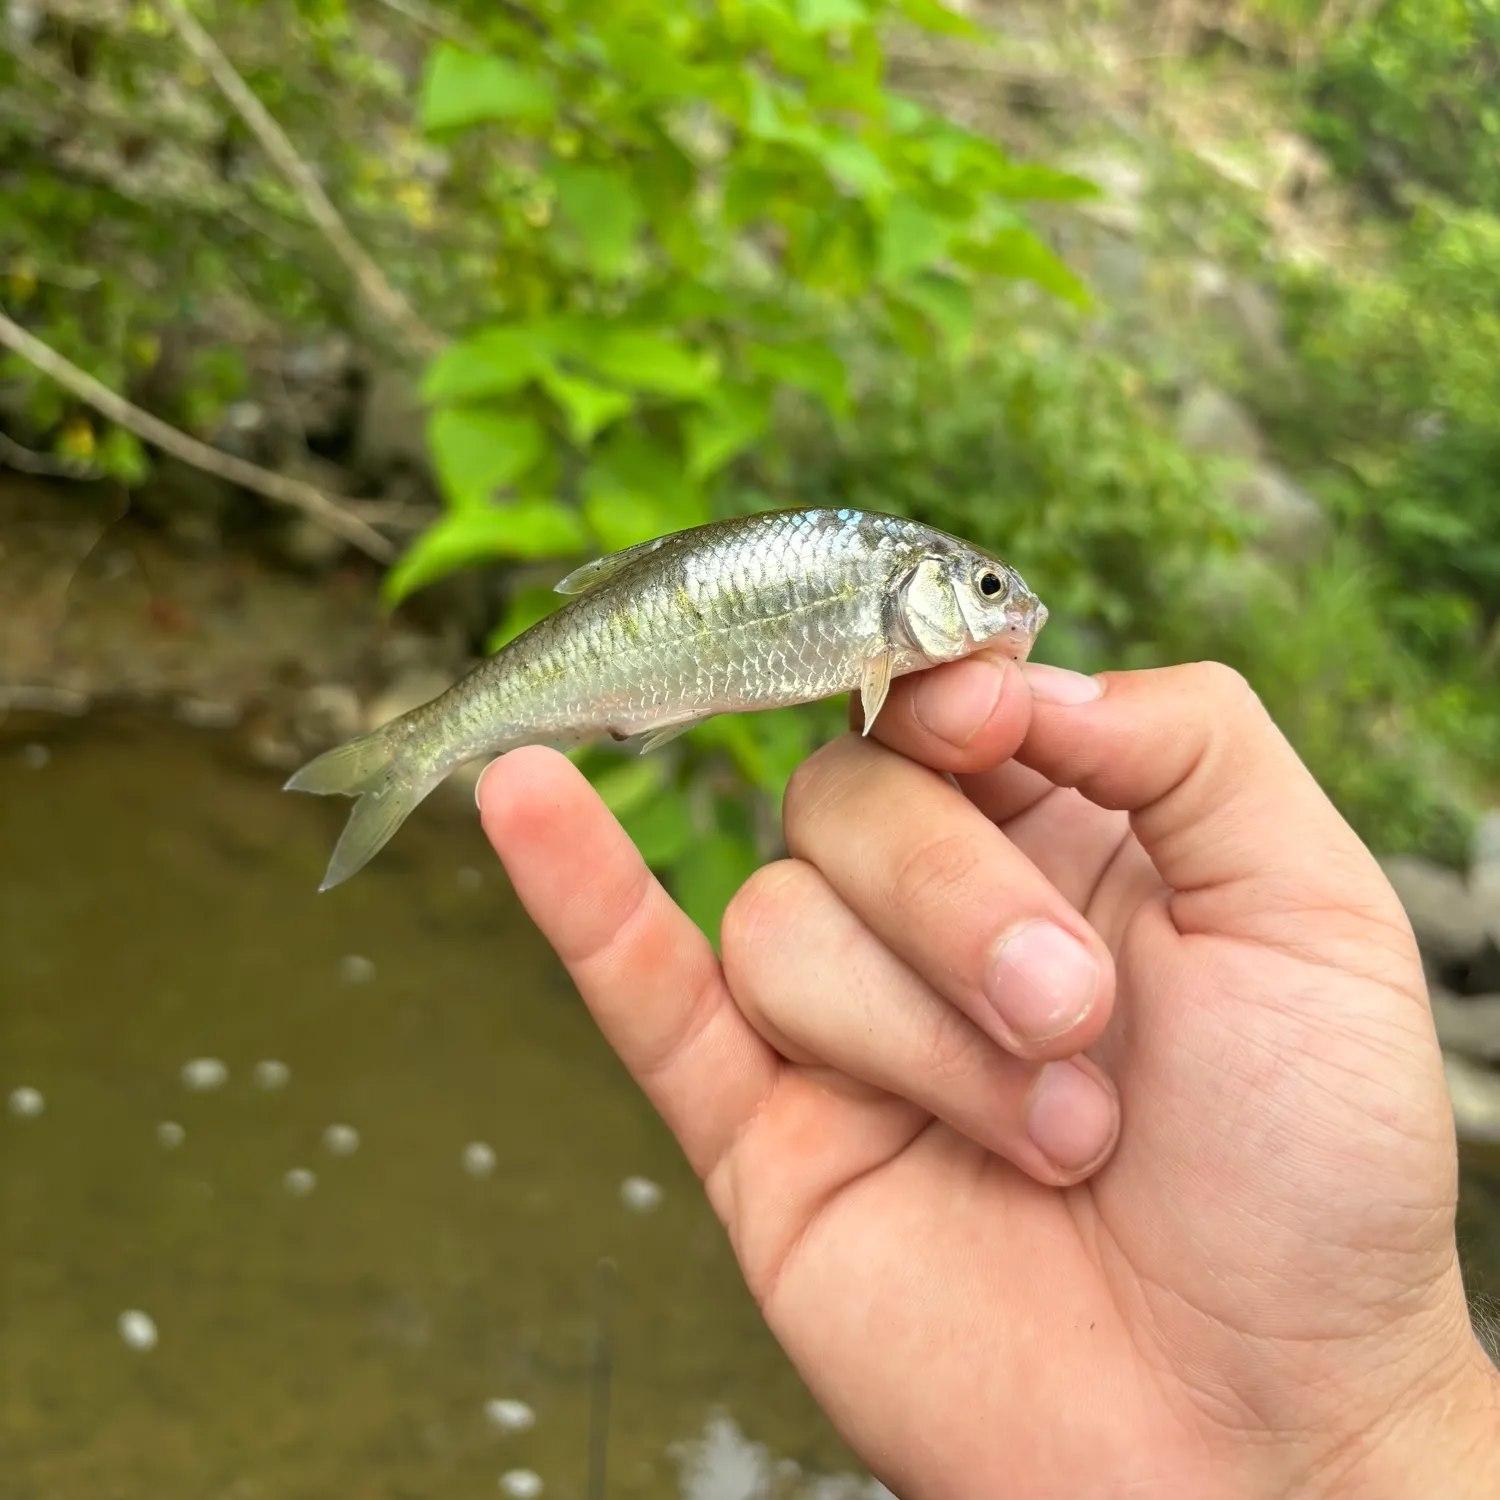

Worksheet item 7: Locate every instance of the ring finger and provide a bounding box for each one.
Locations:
[721,860,1121,1185]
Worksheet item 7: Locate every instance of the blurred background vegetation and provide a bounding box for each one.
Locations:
[3,0,1498,937]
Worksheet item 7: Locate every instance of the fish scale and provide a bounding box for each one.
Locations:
[286,508,1047,891]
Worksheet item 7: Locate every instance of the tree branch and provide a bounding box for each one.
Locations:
[160,0,442,359]
[0,307,396,563]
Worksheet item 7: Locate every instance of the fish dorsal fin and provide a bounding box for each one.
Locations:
[553,536,669,596]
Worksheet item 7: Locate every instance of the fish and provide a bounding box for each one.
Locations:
[286,507,1048,890]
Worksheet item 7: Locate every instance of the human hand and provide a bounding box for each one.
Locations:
[478,659,1500,1499]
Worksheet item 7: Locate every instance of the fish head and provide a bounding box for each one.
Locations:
[896,546,1048,664]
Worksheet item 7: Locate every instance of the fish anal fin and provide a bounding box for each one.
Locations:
[859,650,894,735]
[554,536,669,596]
[636,718,706,754]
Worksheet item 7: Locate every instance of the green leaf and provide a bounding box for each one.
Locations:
[749,340,850,415]
[428,409,547,505]
[992,163,1102,202]
[591,756,671,818]
[418,45,556,132]
[895,271,975,358]
[540,367,635,444]
[620,791,697,869]
[819,136,895,202]
[878,195,953,283]
[684,386,771,479]
[421,326,546,404]
[582,485,678,552]
[798,0,869,32]
[486,584,565,653]
[671,832,761,944]
[896,0,987,40]
[581,427,710,547]
[98,427,148,485]
[957,228,1092,305]
[384,500,589,604]
[566,325,719,397]
[692,709,813,797]
[551,163,645,279]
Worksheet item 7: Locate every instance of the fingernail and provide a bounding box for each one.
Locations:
[1028,1060,1117,1175]
[912,656,1008,747]
[987,921,1098,1043]
[474,757,500,810]
[1024,664,1103,705]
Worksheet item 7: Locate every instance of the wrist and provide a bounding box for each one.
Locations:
[1305,1341,1500,1500]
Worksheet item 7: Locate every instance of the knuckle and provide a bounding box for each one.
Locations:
[885,826,984,917]
[1180,660,1263,718]
[721,859,817,971]
[914,1007,988,1088]
[781,739,857,846]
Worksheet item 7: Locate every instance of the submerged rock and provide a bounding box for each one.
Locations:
[1382,855,1489,964]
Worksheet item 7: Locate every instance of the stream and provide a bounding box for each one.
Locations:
[2,709,1497,1500]
[0,712,873,1500]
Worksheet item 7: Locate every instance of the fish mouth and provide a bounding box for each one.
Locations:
[1001,597,1047,662]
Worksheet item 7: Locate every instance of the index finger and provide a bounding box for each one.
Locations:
[1017,661,1412,948]
[477,747,778,1178]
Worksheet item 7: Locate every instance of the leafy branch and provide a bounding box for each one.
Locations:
[0,306,395,562]
[160,0,442,359]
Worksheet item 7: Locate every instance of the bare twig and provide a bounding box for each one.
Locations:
[0,307,395,562]
[0,430,102,480]
[160,0,441,358]
[370,0,482,48]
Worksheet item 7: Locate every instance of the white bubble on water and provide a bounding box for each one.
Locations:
[118,1309,158,1350]
[21,743,49,770]
[283,1168,317,1196]
[253,1059,290,1091]
[8,1086,44,1118]
[180,1058,228,1091]
[156,1121,185,1149]
[457,866,483,892]
[484,1398,535,1434]
[499,1470,543,1499]
[322,1123,360,1156]
[462,1142,496,1178]
[620,1175,664,1213]
[339,954,375,984]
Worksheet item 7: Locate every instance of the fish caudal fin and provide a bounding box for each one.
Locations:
[285,720,445,891]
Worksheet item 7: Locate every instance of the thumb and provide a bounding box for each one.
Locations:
[1015,662,1414,953]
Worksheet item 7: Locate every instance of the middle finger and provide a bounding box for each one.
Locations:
[783,734,1117,1060]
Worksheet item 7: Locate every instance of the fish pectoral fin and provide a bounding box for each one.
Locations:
[634,718,706,754]
[858,650,895,736]
[553,536,669,596]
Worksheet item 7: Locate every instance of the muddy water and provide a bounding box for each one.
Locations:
[3,715,1498,1500]
[0,714,873,1500]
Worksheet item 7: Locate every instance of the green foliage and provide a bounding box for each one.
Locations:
[4,0,1491,946]
[1303,0,1500,213]
[388,0,1097,937]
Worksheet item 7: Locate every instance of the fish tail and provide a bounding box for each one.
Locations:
[284,717,448,892]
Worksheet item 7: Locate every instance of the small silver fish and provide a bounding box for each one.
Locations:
[287,507,1047,889]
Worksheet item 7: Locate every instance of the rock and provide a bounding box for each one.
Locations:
[1431,988,1500,1063]
[1382,855,1489,964]
[365,668,452,732]
[1176,384,1262,462]
[1444,1053,1500,1145]
[279,514,350,572]
[1227,463,1329,564]
[1188,264,1293,378]
[1472,811,1500,934]
[293,683,364,750]
[353,369,429,484]
[1070,150,1148,236]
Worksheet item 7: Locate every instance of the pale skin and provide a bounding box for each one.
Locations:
[477,656,1500,1499]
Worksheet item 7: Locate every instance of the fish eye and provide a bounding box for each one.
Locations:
[977,570,1005,598]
